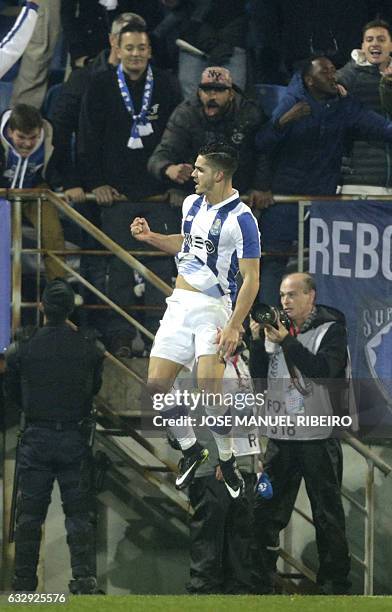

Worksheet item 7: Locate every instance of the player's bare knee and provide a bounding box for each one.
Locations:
[146,379,172,398]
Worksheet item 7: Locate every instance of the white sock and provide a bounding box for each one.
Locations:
[160,395,197,451]
[204,404,233,461]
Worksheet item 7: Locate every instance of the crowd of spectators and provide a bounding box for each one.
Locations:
[1,0,392,597]
[1,0,391,351]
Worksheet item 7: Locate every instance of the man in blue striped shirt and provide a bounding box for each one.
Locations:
[131,143,260,498]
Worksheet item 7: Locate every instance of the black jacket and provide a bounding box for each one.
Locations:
[148,95,268,195]
[61,0,164,65]
[4,324,105,422]
[280,305,348,380]
[78,66,182,199]
[51,50,113,190]
[337,55,392,188]
[249,306,347,384]
[155,0,247,65]
[248,0,384,84]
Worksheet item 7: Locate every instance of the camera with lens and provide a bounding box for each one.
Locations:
[251,303,291,331]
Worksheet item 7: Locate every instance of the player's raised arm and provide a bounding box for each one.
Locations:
[130,217,183,255]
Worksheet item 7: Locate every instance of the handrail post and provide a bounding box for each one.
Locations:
[11,195,22,331]
[3,196,22,588]
[35,196,42,326]
[297,200,306,272]
[364,459,375,595]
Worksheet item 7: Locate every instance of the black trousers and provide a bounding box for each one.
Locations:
[187,472,256,594]
[253,438,350,593]
[13,426,95,591]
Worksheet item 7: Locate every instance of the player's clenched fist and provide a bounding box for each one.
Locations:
[130,217,150,240]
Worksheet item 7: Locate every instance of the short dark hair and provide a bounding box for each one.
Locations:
[300,55,333,81]
[198,142,239,177]
[42,278,75,323]
[9,104,43,133]
[362,19,392,39]
[118,22,148,46]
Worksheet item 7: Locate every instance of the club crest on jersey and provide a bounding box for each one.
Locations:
[210,218,222,236]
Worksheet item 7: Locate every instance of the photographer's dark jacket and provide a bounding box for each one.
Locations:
[148,94,268,195]
[4,324,105,422]
[265,305,354,440]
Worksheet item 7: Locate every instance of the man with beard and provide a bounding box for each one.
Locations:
[148,66,271,209]
[255,56,392,306]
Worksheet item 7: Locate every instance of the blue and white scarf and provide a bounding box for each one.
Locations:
[117,63,154,150]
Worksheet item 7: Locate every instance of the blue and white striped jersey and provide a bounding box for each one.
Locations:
[177,190,261,300]
[0,2,38,79]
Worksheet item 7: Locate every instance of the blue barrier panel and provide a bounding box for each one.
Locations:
[309,199,392,434]
[0,198,11,353]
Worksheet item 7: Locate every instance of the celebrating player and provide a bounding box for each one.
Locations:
[130,143,260,498]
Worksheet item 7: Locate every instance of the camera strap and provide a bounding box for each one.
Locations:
[283,353,311,397]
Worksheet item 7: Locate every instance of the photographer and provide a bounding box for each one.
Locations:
[252,272,351,595]
[4,279,105,594]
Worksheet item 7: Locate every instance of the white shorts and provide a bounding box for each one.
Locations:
[150,288,232,365]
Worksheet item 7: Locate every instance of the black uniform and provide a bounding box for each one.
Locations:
[4,323,105,592]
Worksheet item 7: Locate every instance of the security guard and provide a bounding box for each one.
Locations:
[4,279,105,594]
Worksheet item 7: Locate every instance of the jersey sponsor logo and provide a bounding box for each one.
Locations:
[210,218,222,236]
[183,233,215,254]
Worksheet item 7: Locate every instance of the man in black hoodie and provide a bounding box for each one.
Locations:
[252,272,352,595]
[78,22,182,354]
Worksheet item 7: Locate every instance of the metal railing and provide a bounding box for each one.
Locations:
[280,432,392,595]
[2,188,392,594]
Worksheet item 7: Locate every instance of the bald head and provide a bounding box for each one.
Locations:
[280,273,316,326]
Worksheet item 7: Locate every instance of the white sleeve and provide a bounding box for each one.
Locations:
[181,195,195,235]
[0,3,39,79]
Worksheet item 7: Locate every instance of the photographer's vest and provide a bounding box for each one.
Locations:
[266,322,340,440]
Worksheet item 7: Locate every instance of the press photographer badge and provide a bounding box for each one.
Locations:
[286,382,305,415]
